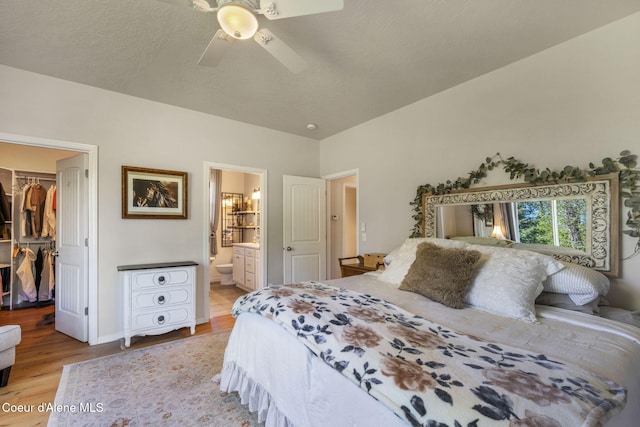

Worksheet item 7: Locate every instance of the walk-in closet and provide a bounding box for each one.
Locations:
[0,168,57,309]
[0,142,77,316]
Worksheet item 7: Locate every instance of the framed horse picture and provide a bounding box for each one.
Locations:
[121,166,188,219]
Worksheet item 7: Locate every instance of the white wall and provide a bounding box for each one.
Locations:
[0,65,319,342]
[319,12,640,309]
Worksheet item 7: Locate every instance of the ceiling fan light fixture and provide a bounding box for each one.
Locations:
[217,4,259,40]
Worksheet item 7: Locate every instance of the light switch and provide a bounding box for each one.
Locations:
[361,221,366,232]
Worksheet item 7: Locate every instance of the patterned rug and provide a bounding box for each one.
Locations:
[49,331,262,426]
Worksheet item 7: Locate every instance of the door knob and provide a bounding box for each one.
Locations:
[286,246,293,251]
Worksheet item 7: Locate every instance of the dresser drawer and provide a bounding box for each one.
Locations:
[245,248,257,258]
[131,267,191,291]
[132,287,191,310]
[131,306,192,331]
[233,246,245,256]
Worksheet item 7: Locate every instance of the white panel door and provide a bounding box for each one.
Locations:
[55,154,88,342]
[283,175,326,284]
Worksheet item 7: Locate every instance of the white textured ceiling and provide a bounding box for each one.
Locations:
[1,0,640,140]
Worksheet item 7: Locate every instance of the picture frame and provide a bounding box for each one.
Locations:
[121,166,188,219]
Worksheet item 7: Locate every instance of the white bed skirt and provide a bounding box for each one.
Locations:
[221,312,407,427]
[220,274,640,426]
[221,361,293,426]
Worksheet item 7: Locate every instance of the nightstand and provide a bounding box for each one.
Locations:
[339,256,384,278]
[118,261,197,348]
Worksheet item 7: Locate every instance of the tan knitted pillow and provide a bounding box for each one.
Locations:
[399,242,481,309]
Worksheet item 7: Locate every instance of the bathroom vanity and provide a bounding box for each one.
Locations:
[232,243,261,292]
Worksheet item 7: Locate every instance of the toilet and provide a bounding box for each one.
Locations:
[216,263,235,285]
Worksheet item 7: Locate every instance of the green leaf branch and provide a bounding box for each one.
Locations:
[410,151,640,258]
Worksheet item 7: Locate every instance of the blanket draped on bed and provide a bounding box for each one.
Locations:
[231,282,626,427]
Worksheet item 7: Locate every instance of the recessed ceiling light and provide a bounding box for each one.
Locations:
[306,123,318,130]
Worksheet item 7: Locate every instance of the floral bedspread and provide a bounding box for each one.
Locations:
[231,282,627,427]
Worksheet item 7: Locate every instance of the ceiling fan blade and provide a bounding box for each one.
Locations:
[155,0,217,12]
[191,0,217,12]
[259,0,343,20]
[253,28,307,74]
[198,29,234,67]
[156,0,193,7]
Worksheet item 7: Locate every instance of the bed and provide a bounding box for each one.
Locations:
[219,238,640,427]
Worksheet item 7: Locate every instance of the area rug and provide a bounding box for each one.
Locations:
[49,331,262,426]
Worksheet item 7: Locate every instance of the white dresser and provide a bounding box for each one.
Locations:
[119,261,197,348]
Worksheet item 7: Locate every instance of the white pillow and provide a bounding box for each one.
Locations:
[543,261,610,305]
[379,238,469,286]
[464,245,564,322]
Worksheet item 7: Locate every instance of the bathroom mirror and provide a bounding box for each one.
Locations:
[422,173,620,276]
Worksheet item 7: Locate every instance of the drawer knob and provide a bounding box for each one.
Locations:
[157,295,166,305]
[157,275,166,285]
[157,315,166,324]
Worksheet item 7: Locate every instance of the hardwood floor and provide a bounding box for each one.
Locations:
[0,282,246,426]
[210,282,246,317]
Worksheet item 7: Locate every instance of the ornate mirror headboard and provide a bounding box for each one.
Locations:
[423,173,620,276]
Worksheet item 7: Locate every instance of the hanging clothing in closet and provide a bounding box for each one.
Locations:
[14,247,55,303]
[41,185,56,238]
[1,266,9,293]
[20,182,56,238]
[40,249,55,301]
[16,247,37,302]
[21,184,33,237]
[0,182,11,239]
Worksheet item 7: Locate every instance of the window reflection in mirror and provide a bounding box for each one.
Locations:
[516,199,587,251]
[439,197,589,253]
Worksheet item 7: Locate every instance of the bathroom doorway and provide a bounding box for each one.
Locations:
[204,162,266,318]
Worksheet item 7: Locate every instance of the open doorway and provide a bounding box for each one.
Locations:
[0,135,97,344]
[326,171,358,280]
[204,162,267,318]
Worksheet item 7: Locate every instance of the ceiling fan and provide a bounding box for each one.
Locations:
[167,0,344,73]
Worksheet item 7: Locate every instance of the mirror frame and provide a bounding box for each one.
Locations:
[423,173,620,276]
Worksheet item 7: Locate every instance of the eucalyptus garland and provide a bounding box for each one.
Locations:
[410,150,640,258]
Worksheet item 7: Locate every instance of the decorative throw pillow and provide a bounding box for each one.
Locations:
[464,244,565,322]
[379,238,470,287]
[399,242,481,309]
